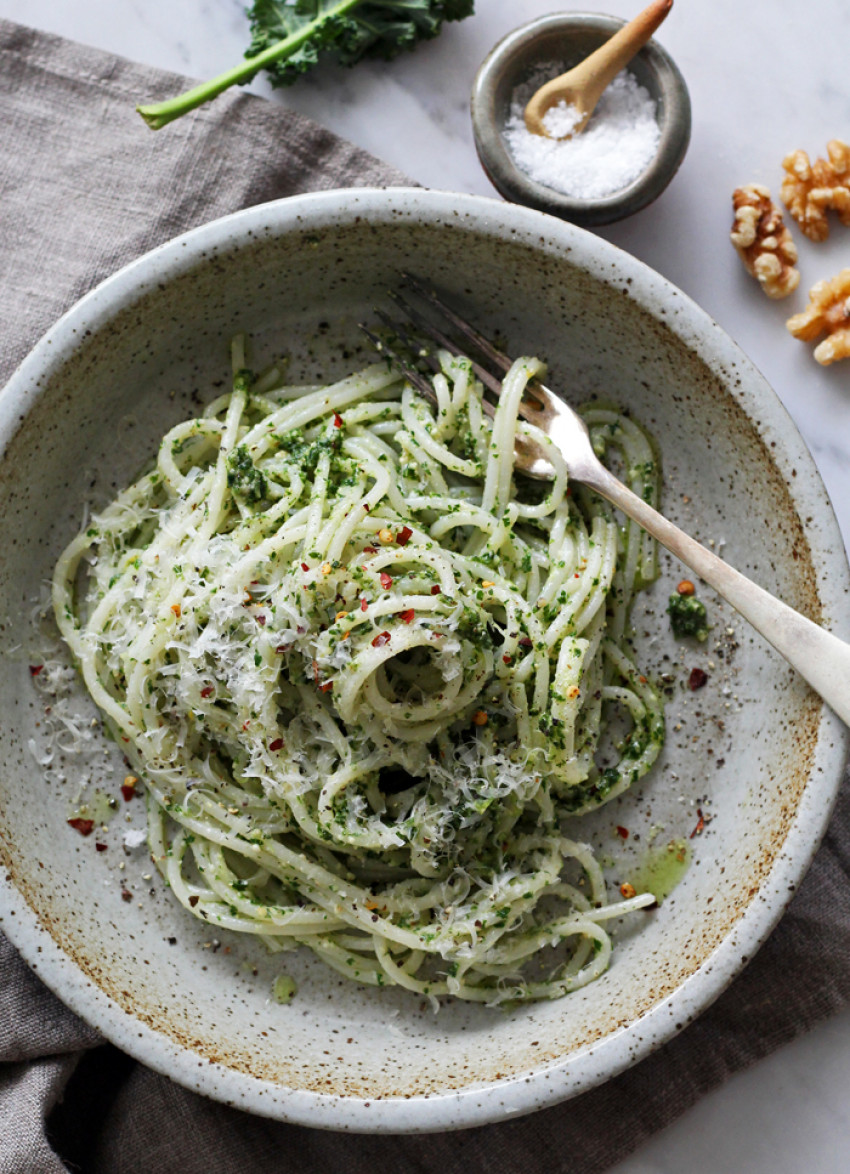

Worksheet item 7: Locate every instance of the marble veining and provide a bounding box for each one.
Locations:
[2,0,850,1169]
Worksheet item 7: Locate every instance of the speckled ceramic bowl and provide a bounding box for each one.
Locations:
[0,189,847,1132]
[471,12,691,226]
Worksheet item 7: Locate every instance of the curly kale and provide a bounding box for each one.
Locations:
[249,0,473,83]
[138,0,475,129]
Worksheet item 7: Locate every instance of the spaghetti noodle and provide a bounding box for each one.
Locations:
[53,337,664,1004]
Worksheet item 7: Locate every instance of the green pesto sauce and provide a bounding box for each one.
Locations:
[667,593,709,642]
[226,444,267,505]
[631,838,691,904]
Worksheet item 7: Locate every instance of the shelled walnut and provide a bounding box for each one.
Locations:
[786,269,850,365]
[781,139,850,242]
[730,184,799,298]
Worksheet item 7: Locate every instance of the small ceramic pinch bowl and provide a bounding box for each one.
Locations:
[0,189,847,1133]
[471,12,692,226]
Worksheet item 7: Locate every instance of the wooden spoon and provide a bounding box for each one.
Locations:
[524,0,673,139]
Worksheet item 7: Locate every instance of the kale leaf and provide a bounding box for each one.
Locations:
[137,0,474,129]
[248,0,473,86]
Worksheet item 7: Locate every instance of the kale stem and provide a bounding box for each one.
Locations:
[136,0,363,130]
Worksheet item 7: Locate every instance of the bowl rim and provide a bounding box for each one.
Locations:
[0,186,847,1132]
[470,11,692,227]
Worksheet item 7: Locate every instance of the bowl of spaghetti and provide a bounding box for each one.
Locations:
[0,188,847,1131]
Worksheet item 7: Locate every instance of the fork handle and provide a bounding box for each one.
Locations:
[590,464,850,727]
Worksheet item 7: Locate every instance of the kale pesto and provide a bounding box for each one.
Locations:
[667,592,710,641]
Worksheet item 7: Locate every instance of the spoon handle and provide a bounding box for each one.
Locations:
[589,463,850,727]
[524,0,673,134]
[574,0,673,102]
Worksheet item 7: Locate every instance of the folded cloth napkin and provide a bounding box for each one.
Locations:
[3,18,850,1174]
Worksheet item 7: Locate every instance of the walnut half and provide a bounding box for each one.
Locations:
[786,268,850,365]
[730,184,800,299]
[781,139,850,242]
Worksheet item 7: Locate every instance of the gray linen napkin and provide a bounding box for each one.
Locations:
[3,18,850,1174]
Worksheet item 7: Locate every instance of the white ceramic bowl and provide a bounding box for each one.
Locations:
[0,189,847,1132]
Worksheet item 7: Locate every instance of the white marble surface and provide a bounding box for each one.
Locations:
[3,0,850,1167]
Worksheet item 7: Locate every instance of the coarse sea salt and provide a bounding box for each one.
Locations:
[504,68,661,200]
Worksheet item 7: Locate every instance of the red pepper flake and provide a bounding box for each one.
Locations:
[68,818,94,836]
[363,545,377,554]
[301,562,310,572]
[200,685,214,698]
[319,680,334,693]
[399,609,415,624]
[362,504,371,512]
[397,525,413,546]
[29,664,43,677]
[360,597,369,612]
[502,654,512,665]
[690,808,705,838]
[688,667,708,691]
[519,636,533,648]
[333,412,343,428]
[256,614,266,626]
[95,842,108,853]
[430,584,441,595]
[275,643,288,654]
[269,738,284,752]
[380,572,393,590]
[121,784,137,803]
[188,895,200,908]
[121,889,133,902]
[616,825,629,840]
[372,631,391,648]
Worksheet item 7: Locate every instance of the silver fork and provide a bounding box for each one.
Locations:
[363,274,850,728]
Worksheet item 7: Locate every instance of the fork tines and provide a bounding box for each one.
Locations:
[361,274,549,423]
[358,322,438,406]
[396,275,545,414]
[389,288,503,399]
[400,273,514,385]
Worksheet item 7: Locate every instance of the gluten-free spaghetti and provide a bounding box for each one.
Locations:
[53,337,664,1004]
